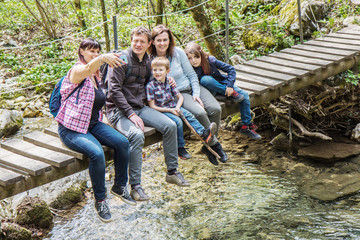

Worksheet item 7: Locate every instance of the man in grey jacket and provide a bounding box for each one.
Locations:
[104,26,190,202]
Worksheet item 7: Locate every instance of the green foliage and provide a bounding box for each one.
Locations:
[343,70,360,86]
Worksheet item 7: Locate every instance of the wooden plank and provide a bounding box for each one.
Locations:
[236,71,284,89]
[324,33,360,41]
[304,40,360,51]
[44,124,58,137]
[23,131,85,160]
[316,37,360,46]
[0,166,23,187]
[269,52,333,67]
[234,80,269,95]
[292,44,357,56]
[0,149,52,176]
[256,55,321,73]
[280,48,345,62]
[337,28,360,35]
[244,60,309,77]
[1,140,75,168]
[234,65,296,83]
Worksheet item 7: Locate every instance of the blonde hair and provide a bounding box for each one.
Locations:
[151,56,170,70]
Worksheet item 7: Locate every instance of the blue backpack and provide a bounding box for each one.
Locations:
[49,77,85,117]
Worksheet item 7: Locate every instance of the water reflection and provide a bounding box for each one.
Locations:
[46,151,360,240]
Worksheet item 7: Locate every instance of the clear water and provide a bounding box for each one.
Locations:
[45,151,360,240]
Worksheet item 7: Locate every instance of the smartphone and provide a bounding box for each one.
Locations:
[120,55,128,64]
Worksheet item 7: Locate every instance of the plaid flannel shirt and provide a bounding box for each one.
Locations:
[146,77,179,108]
[55,63,103,134]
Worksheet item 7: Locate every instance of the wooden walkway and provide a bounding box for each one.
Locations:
[1,26,359,200]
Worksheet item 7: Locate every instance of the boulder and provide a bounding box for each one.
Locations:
[15,196,53,229]
[1,222,32,240]
[279,0,328,37]
[351,123,360,142]
[50,185,84,210]
[0,109,23,138]
[242,30,276,51]
[298,142,360,162]
[270,132,289,151]
[302,172,360,201]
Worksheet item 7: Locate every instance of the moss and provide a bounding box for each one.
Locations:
[242,30,276,52]
[50,185,84,210]
[15,196,53,229]
[2,222,32,240]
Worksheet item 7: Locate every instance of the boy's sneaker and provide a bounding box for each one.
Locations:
[178,147,192,159]
[111,184,137,206]
[210,142,228,163]
[94,199,112,223]
[202,122,217,144]
[201,145,219,165]
[240,125,261,140]
[230,91,244,103]
[166,171,190,187]
[130,185,150,201]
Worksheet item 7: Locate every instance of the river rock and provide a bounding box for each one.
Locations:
[230,54,245,65]
[0,109,23,137]
[270,132,289,151]
[279,0,328,37]
[15,196,53,229]
[301,172,360,201]
[14,96,26,103]
[351,123,360,142]
[1,222,32,240]
[23,105,43,118]
[298,142,360,162]
[50,185,84,210]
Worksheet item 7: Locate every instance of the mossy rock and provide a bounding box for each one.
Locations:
[15,196,53,229]
[50,185,84,210]
[2,222,32,240]
[242,30,276,51]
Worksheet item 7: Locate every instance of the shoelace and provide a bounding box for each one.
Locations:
[98,201,110,214]
[175,171,186,183]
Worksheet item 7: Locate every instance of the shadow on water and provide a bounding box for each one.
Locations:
[44,147,360,240]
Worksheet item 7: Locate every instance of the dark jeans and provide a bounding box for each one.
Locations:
[58,121,129,201]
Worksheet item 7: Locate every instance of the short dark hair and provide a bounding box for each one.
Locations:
[130,26,151,42]
[78,38,101,64]
[151,57,170,70]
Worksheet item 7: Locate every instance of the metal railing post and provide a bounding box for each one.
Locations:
[225,0,229,63]
[297,0,304,44]
[113,15,118,50]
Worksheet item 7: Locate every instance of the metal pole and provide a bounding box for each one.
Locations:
[225,0,229,63]
[113,15,118,50]
[297,0,303,44]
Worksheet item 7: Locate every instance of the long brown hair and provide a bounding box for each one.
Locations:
[149,25,176,58]
[78,38,101,80]
[185,42,210,75]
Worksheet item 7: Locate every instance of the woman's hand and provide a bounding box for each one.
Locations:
[225,87,234,97]
[193,96,204,108]
[100,53,126,68]
[129,114,144,131]
[168,77,177,88]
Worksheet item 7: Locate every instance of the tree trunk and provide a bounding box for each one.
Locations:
[155,0,164,25]
[99,0,110,52]
[35,0,57,38]
[74,0,87,29]
[184,0,225,61]
[114,0,119,12]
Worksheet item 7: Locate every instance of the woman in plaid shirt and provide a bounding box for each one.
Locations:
[56,38,135,222]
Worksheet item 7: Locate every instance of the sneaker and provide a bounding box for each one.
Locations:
[111,184,137,206]
[166,171,190,187]
[130,185,150,201]
[201,145,219,165]
[240,125,261,140]
[211,142,229,163]
[94,200,112,223]
[202,122,217,144]
[230,91,244,103]
[178,147,192,159]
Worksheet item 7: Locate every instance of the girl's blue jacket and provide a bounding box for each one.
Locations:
[193,56,236,88]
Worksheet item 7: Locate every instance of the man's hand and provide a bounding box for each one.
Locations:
[225,87,234,97]
[129,114,144,131]
[169,108,180,116]
[168,77,177,88]
[193,96,204,108]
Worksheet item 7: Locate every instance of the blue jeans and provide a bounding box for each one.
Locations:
[200,75,252,125]
[163,107,205,148]
[58,121,129,201]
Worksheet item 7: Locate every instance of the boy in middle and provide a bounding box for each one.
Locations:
[146,56,222,165]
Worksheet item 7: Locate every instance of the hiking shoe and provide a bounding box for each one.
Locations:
[240,125,261,140]
[230,91,244,103]
[130,185,150,201]
[211,142,228,163]
[166,171,190,187]
[94,199,112,223]
[201,145,218,165]
[178,147,192,159]
[111,184,137,206]
[202,122,217,144]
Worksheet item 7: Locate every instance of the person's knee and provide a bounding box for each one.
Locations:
[164,119,177,134]
[114,136,129,151]
[200,76,215,86]
[128,128,145,147]
[89,149,106,165]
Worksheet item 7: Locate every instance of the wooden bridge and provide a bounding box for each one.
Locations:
[1,26,359,200]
